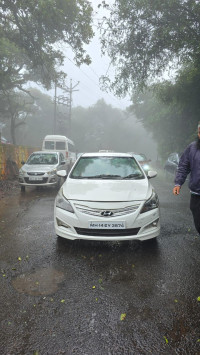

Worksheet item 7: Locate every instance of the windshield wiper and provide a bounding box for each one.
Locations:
[123,173,143,179]
[84,174,122,179]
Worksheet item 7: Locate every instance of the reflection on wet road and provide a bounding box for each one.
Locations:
[0,176,200,354]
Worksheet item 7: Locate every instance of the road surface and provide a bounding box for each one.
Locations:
[0,172,200,355]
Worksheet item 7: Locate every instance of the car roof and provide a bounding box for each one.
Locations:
[31,151,59,155]
[80,152,133,157]
[43,135,74,145]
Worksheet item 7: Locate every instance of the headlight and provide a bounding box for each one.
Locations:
[55,188,74,213]
[47,169,57,175]
[143,164,150,171]
[19,168,26,175]
[140,190,159,213]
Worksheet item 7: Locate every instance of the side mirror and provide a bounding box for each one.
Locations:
[57,170,67,178]
[21,161,25,165]
[61,161,65,165]
[147,170,157,179]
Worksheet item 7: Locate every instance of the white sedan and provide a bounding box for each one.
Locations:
[54,152,160,242]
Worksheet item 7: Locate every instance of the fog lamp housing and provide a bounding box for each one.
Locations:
[56,218,71,229]
[143,218,159,231]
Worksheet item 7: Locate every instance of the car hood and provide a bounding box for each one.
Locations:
[62,178,152,202]
[23,164,57,172]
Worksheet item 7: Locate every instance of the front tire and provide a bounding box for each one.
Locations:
[21,185,25,192]
[56,177,61,189]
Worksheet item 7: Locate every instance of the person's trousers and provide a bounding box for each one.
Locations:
[190,194,200,234]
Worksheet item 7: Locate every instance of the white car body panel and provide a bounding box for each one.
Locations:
[62,178,152,202]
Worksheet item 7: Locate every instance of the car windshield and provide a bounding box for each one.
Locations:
[26,153,58,165]
[70,156,145,179]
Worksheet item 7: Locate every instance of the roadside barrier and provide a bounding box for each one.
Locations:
[0,143,39,180]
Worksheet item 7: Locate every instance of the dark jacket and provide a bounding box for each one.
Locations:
[174,141,200,194]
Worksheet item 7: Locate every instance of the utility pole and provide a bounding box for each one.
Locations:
[61,79,79,136]
[68,79,79,135]
[53,78,79,136]
[53,79,57,134]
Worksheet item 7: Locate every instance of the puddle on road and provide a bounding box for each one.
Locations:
[12,267,65,296]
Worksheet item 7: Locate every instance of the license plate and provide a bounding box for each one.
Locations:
[29,176,43,181]
[89,221,125,229]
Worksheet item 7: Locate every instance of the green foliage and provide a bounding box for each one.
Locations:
[100,0,200,95]
[0,0,94,91]
[1,89,36,144]
[0,0,93,142]
[131,63,200,158]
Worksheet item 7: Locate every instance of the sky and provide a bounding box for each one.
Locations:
[46,0,131,110]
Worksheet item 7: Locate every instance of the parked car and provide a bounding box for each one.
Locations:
[54,152,160,242]
[18,151,67,192]
[164,152,181,175]
[127,152,152,172]
[1,136,11,144]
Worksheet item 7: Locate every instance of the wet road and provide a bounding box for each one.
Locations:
[0,172,200,355]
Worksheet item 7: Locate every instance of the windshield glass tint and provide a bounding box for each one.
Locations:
[70,157,144,179]
[27,153,58,165]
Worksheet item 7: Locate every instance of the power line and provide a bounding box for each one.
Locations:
[65,56,125,106]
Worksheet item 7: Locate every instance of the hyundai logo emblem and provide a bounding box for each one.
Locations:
[101,211,113,217]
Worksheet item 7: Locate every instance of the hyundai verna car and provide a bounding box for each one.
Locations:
[54,152,160,242]
[19,151,67,192]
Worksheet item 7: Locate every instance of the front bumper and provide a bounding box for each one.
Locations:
[19,173,59,187]
[54,203,160,241]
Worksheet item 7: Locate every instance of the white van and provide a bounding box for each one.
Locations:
[42,135,76,171]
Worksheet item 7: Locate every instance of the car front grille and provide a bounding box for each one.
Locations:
[27,172,45,176]
[24,177,48,184]
[74,227,140,237]
[74,204,140,217]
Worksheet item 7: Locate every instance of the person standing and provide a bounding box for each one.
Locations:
[173,122,200,234]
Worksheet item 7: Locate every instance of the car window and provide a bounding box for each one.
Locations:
[44,141,55,149]
[27,153,58,165]
[56,141,65,150]
[168,153,178,163]
[133,154,147,161]
[70,157,145,179]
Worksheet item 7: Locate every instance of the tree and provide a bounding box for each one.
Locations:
[0,89,35,144]
[0,0,94,91]
[131,62,200,158]
[71,99,157,157]
[100,0,200,95]
[0,0,94,143]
